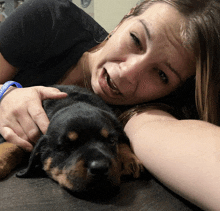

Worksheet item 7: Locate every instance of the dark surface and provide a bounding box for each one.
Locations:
[0,169,202,211]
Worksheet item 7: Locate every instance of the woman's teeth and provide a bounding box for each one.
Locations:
[105,73,120,95]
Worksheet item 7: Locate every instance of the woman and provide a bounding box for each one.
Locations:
[0,0,220,209]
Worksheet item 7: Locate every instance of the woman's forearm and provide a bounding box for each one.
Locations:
[124,110,220,210]
[0,53,18,84]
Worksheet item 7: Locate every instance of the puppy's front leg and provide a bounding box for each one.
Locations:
[119,143,144,178]
[0,142,24,179]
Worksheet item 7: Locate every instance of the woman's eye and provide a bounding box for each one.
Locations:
[158,69,169,84]
[130,33,142,49]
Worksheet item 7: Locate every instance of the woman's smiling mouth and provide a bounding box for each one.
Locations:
[104,69,121,95]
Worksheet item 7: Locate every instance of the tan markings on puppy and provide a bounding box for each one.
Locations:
[100,128,109,138]
[118,143,144,178]
[68,131,78,141]
[0,142,24,179]
[52,160,87,191]
[109,157,121,186]
[103,144,121,185]
[51,167,61,176]
[50,168,74,190]
[70,160,87,179]
[43,157,53,172]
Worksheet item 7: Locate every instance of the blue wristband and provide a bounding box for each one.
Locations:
[0,81,23,100]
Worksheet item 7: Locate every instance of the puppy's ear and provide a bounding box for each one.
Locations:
[101,110,130,144]
[16,136,48,178]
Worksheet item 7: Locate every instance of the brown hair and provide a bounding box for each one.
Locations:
[118,0,220,125]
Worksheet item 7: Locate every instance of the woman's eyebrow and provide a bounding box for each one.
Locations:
[139,19,151,40]
[139,19,183,84]
[165,62,183,84]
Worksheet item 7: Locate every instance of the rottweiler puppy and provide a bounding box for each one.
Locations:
[14,85,144,197]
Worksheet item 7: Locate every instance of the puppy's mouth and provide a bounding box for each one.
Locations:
[104,70,121,95]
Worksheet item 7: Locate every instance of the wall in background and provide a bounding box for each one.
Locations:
[0,0,26,24]
[72,0,144,32]
[71,0,94,19]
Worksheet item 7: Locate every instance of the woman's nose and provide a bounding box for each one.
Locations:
[119,55,146,81]
[115,55,148,96]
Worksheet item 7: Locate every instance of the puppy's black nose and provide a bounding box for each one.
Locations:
[88,160,110,176]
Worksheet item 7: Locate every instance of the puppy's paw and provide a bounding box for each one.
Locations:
[0,142,24,179]
[119,143,144,178]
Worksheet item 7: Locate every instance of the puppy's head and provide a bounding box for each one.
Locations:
[17,102,129,197]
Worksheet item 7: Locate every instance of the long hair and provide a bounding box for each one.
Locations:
[119,0,220,125]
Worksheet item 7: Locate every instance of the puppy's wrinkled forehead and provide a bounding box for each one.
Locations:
[47,102,123,148]
[66,128,110,142]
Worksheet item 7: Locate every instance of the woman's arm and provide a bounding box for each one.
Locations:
[0,53,18,83]
[124,109,220,211]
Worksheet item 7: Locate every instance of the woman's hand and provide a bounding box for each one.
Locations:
[0,86,67,152]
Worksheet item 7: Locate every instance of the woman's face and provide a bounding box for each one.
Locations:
[89,2,195,105]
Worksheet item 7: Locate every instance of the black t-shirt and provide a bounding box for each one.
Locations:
[0,0,108,87]
[0,0,198,120]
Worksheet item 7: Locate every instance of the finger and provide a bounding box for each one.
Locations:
[1,127,33,152]
[36,86,68,101]
[27,104,50,135]
[0,117,30,142]
[29,86,67,135]
[17,114,41,144]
